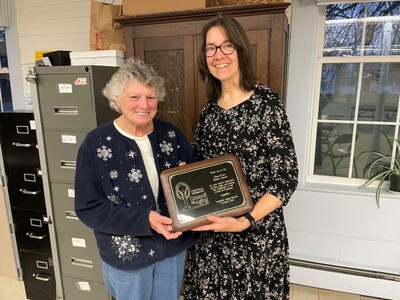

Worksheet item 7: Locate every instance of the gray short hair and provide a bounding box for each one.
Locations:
[102,57,166,113]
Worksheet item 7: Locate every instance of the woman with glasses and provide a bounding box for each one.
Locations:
[184,15,298,300]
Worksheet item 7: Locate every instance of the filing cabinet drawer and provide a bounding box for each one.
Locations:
[35,66,118,131]
[62,275,110,300]
[0,114,39,166]
[14,208,51,254]
[37,72,97,131]
[8,165,45,211]
[20,250,56,300]
[57,230,103,282]
[51,182,91,232]
[43,130,88,182]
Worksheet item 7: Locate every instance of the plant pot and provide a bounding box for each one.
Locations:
[389,174,400,192]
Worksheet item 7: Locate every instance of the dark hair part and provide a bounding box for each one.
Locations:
[198,14,258,100]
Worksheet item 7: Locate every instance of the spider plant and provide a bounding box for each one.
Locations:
[360,138,400,208]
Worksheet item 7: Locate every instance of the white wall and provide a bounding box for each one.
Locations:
[6,0,24,110]
[7,0,400,298]
[14,0,92,102]
[285,1,400,299]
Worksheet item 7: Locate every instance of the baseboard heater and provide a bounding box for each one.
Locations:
[289,258,400,282]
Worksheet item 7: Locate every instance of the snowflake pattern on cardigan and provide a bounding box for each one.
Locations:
[75,119,197,270]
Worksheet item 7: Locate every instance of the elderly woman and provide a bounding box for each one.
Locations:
[74,57,197,300]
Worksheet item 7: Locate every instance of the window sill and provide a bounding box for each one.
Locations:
[298,181,399,199]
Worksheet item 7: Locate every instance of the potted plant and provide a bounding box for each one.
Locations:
[360,138,400,208]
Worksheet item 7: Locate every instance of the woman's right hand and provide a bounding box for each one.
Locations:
[149,210,182,240]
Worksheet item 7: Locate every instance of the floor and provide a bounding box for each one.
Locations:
[0,274,384,300]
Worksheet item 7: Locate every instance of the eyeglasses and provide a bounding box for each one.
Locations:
[203,42,235,57]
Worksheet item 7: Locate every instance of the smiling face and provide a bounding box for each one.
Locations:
[116,79,158,136]
[205,25,240,85]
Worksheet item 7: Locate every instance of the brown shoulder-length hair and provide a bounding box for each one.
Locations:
[198,14,258,100]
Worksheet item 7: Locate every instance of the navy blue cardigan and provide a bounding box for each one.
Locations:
[75,119,197,270]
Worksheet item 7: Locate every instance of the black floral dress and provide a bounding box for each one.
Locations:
[184,84,298,300]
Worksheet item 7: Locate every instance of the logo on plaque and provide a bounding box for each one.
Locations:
[175,182,209,211]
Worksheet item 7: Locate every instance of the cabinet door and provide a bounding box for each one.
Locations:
[245,28,286,100]
[133,35,196,140]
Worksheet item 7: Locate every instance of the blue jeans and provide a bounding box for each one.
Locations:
[101,250,186,300]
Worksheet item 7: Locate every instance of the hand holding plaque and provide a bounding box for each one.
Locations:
[160,154,254,232]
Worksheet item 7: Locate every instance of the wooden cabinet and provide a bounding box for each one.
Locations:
[116,2,290,140]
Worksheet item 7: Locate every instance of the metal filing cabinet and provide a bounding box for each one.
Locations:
[29,65,118,300]
[0,111,56,300]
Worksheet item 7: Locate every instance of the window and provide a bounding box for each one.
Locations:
[0,28,12,111]
[311,1,400,180]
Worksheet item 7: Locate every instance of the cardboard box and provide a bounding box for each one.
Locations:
[122,0,217,15]
[70,50,125,67]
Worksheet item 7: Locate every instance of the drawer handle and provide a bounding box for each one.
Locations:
[60,160,76,169]
[66,211,79,220]
[71,258,93,268]
[54,106,78,115]
[27,232,48,240]
[35,273,51,282]
[19,188,41,195]
[12,142,35,148]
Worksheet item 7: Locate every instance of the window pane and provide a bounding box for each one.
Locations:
[359,63,400,122]
[354,124,397,178]
[0,74,13,111]
[365,2,400,55]
[319,63,359,121]
[314,124,355,177]
[0,30,7,68]
[324,3,365,57]
[324,1,400,57]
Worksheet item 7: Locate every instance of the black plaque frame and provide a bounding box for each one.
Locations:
[160,154,253,231]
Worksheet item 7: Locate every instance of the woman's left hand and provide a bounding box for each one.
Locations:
[191,214,249,232]
[149,211,182,240]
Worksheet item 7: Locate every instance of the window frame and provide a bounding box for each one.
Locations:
[308,3,400,185]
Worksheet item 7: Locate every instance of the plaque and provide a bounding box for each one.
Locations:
[160,154,254,232]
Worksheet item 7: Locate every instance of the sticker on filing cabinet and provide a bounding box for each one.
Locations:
[58,83,73,94]
[77,281,91,291]
[30,120,36,130]
[68,188,75,198]
[72,237,86,248]
[61,134,77,144]
[74,78,87,86]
